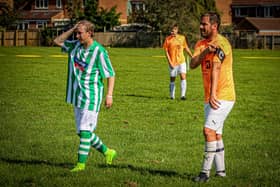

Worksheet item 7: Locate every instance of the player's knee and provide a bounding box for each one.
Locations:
[180,74,186,80]
[203,128,216,141]
[216,134,222,140]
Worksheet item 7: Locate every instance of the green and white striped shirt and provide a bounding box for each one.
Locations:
[62,40,115,112]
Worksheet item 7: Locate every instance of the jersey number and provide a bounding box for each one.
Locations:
[206,60,211,69]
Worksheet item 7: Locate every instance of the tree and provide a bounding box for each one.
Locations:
[139,0,217,44]
[68,0,121,32]
[0,2,17,29]
[81,0,99,25]
[65,0,84,25]
[98,6,121,32]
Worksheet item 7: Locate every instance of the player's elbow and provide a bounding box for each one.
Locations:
[53,38,62,47]
[190,56,201,69]
[190,60,197,69]
[190,63,195,69]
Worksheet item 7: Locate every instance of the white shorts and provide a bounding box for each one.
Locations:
[169,62,187,77]
[204,100,234,134]
[74,107,99,133]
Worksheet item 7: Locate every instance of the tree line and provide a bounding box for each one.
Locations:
[1,0,217,44]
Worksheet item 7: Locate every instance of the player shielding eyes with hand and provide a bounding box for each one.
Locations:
[53,20,117,172]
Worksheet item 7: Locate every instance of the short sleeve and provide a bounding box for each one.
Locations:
[62,40,78,53]
[99,50,115,78]
[213,38,231,63]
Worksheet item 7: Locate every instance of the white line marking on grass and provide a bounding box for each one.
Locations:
[16,55,41,58]
[49,55,67,58]
[242,56,280,59]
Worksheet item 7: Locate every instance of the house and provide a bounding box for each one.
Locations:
[230,0,280,49]
[235,17,280,35]
[7,0,138,30]
[213,0,280,48]
[231,0,280,24]
[15,0,69,30]
[11,0,146,30]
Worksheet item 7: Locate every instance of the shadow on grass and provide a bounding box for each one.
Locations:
[0,157,73,169]
[122,94,171,100]
[98,163,193,180]
[123,94,153,99]
[1,157,194,180]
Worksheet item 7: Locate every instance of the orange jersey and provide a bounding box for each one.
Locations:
[193,34,235,103]
[163,34,188,66]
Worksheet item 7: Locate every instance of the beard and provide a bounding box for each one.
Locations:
[200,29,210,38]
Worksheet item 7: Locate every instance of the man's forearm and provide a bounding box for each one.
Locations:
[185,47,193,57]
[106,76,115,96]
[190,47,210,69]
[53,27,75,47]
[210,61,221,97]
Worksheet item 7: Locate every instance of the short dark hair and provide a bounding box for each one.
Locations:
[201,12,221,30]
[171,24,179,31]
[172,24,178,28]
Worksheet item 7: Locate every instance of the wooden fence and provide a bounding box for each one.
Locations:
[0,30,163,48]
[0,30,41,46]
[223,32,280,49]
[0,30,279,49]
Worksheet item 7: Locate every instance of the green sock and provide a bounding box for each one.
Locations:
[78,131,92,163]
[91,133,108,154]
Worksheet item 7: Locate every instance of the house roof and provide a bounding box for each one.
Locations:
[232,0,280,5]
[247,17,280,30]
[235,17,280,34]
[19,11,63,21]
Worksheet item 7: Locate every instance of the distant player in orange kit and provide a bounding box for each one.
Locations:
[163,24,193,100]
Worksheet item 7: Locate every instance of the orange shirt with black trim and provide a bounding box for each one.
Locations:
[163,34,188,67]
[193,34,236,103]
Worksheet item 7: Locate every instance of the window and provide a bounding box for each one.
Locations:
[17,23,29,30]
[264,7,272,17]
[235,7,248,17]
[35,0,48,9]
[56,0,62,8]
[36,21,47,29]
[257,7,264,17]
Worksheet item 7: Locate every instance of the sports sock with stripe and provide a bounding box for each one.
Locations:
[77,131,92,163]
[214,139,226,174]
[91,133,108,154]
[201,141,217,176]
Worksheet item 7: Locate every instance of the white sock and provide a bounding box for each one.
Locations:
[180,80,186,97]
[215,140,226,175]
[170,82,175,98]
[201,141,217,176]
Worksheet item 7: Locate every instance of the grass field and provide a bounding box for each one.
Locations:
[0,47,279,187]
